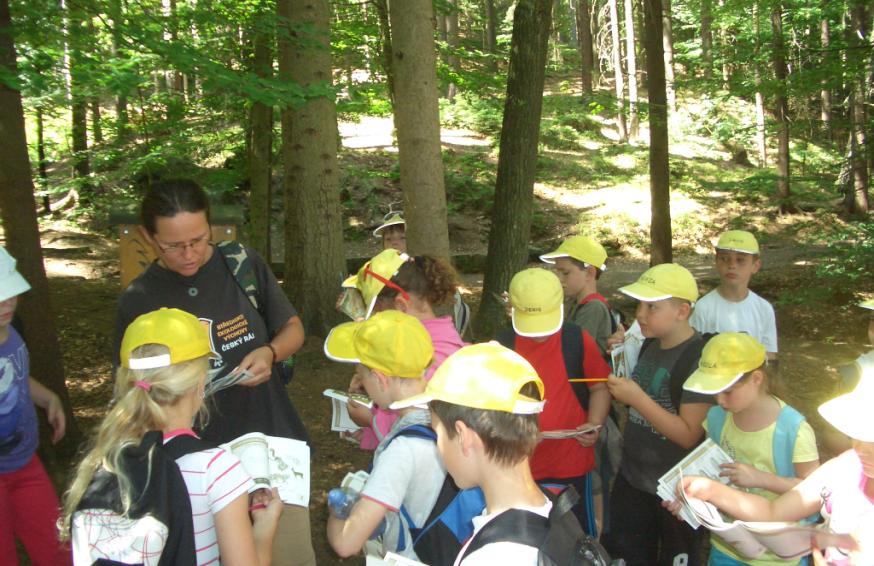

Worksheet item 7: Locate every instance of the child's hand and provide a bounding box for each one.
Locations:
[250,487,283,523]
[348,373,365,394]
[235,346,274,387]
[606,374,644,405]
[719,462,762,488]
[606,325,626,353]
[661,498,685,519]
[679,475,715,501]
[46,393,65,444]
[347,400,373,428]
[575,422,601,447]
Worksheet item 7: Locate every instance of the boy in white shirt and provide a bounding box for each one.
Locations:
[690,230,778,360]
[392,342,565,565]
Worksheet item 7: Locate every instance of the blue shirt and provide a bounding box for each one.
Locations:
[0,327,37,473]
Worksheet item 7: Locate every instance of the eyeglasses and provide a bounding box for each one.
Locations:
[154,232,211,256]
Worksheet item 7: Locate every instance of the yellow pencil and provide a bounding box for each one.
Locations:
[568,378,609,383]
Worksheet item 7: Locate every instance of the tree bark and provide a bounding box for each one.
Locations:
[770,2,792,211]
[473,0,553,340]
[577,0,595,93]
[277,0,345,336]
[68,1,90,181]
[485,0,498,60]
[661,0,676,111]
[109,0,128,140]
[248,20,273,260]
[701,0,712,78]
[624,0,639,138]
[389,0,451,261]
[36,108,50,214]
[373,0,395,105]
[847,0,869,214]
[609,0,627,141]
[446,0,460,100]
[0,0,79,455]
[820,7,831,134]
[754,3,767,167]
[718,0,731,86]
[644,0,671,265]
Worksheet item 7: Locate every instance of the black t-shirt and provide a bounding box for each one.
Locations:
[619,332,713,494]
[115,244,309,445]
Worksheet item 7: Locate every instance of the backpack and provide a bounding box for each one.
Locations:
[638,332,716,411]
[71,431,208,566]
[458,485,619,566]
[497,323,592,411]
[386,424,487,566]
[216,241,295,384]
[577,293,622,336]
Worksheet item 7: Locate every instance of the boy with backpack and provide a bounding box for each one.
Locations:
[540,235,615,355]
[604,263,714,566]
[325,310,483,564]
[690,230,778,360]
[497,268,612,535]
[392,341,613,565]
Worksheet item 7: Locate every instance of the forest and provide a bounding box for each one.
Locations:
[1,0,874,563]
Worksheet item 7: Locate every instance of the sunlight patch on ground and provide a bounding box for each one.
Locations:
[338,115,491,150]
[612,154,637,169]
[44,258,93,279]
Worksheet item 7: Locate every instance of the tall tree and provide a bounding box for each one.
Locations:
[0,0,79,453]
[701,0,713,78]
[770,0,792,211]
[67,0,90,182]
[624,0,639,138]
[474,0,553,339]
[485,0,499,63]
[644,0,671,264]
[446,0,460,100]
[846,0,869,214]
[608,0,627,141]
[661,0,676,111]
[754,3,767,166]
[389,0,451,260]
[819,3,831,134]
[277,0,346,335]
[248,7,274,259]
[577,0,595,93]
[109,0,129,140]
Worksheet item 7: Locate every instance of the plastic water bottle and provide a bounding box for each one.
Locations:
[327,487,386,538]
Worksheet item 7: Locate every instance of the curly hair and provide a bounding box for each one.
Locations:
[377,255,459,306]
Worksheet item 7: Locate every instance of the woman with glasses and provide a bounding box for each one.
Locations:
[114,179,316,566]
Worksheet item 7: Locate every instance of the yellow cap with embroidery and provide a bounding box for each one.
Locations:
[324,310,434,378]
[120,308,213,370]
[539,235,608,271]
[619,263,699,304]
[716,230,760,254]
[340,249,410,318]
[509,268,564,338]
[683,333,767,394]
[390,342,545,414]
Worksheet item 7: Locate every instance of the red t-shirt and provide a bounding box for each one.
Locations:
[513,328,611,480]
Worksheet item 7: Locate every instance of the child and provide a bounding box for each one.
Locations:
[324,310,445,562]
[690,230,778,360]
[390,341,553,564]
[681,332,819,565]
[498,268,612,535]
[63,307,282,566]
[344,249,466,450]
[674,371,874,565]
[374,212,407,253]
[0,246,70,566]
[604,262,714,566]
[540,235,613,355]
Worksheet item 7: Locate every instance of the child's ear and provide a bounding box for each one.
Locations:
[372,369,390,391]
[752,257,762,274]
[393,294,410,313]
[676,301,693,320]
[455,420,478,457]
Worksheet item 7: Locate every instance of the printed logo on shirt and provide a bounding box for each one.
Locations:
[212,314,256,355]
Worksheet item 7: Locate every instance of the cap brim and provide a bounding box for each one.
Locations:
[715,245,758,254]
[683,369,744,394]
[0,272,30,302]
[511,303,563,338]
[538,251,569,264]
[341,274,357,288]
[818,391,874,442]
[859,299,874,311]
[618,282,673,303]
[373,219,406,237]
[390,392,433,411]
[323,322,362,363]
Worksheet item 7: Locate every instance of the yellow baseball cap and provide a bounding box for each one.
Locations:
[509,268,564,337]
[539,235,608,271]
[619,263,699,304]
[120,308,213,370]
[323,310,434,378]
[390,342,545,414]
[716,230,760,254]
[340,249,410,318]
[859,299,874,310]
[683,333,767,394]
[373,213,406,237]
[819,370,874,442]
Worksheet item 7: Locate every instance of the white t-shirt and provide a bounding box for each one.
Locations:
[455,498,553,565]
[175,445,254,566]
[691,289,778,353]
[362,410,446,561]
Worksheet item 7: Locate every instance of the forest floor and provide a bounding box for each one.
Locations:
[26,80,874,565]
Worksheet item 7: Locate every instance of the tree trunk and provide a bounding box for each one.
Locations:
[109,0,128,140]
[36,108,50,214]
[68,1,90,182]
[718,0,731,86]
[248,22,273,259]
[373,0,395,105]
[820,8,831,134]
[609,0,627,141]
[0,0,79,455]
[770,2,792,211]
[389,0,451,261]
[661,0,676,111]
[577,0,595,93]
[644,0,671,265]
[473,0,553,340]
[754,3,767,167]
[446,0,460,100]
[624,0,639,138]
[486,0,498,60]
[701,0,712,78]
[847,0,869,214]
[277,0,345,336]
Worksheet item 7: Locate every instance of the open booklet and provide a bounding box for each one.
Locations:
[204,367,253,397]
[220,432,310,507]
[339,287,367,321]
[656,438,734,528]
[323,389,373,437]
[541,424,602,440]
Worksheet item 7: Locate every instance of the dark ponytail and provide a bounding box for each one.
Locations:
[140,179,211,235]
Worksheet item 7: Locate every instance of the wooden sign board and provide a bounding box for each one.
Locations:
[118,225,237,288]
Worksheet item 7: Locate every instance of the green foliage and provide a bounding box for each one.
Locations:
[440,94,504,137]
[443,151,495,214]
[817,220,874,292]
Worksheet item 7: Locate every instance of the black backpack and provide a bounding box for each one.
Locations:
[72,431,208,566]
[459,486,621,565]
[637,332,716,411]
[497,323,593,411]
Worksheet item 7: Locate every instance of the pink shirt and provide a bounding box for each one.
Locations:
[821,450,874,565]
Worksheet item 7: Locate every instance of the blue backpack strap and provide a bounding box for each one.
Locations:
[772,404,804,478]
[706,405,728,445]
[388,424,438,550]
